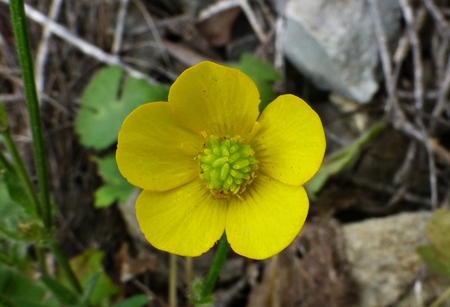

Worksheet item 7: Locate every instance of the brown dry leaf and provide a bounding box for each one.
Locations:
[118,243,159,282]
[246,220,358,307]
[197,7,241,46]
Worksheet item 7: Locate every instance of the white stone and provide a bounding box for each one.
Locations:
[343,212,450,307]
[282,0,401,103]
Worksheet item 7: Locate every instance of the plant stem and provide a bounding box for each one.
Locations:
[430,284,450,307]
[185,257,194,307]
[200,233,230,299]
[9,0,82,295]
[9,0,52,230]
[169,254,178,307]
[50,242,83,294]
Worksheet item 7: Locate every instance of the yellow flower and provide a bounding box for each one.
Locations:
[116,61,325,260]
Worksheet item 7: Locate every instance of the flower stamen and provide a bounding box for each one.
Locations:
[199,135,258,198]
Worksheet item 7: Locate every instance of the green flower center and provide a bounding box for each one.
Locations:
[198,135,258,198]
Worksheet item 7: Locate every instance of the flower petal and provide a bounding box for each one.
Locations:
[250,94,326,186]
[168,61,260,136]
[226,174,309,259]
[136,179,228,257]
[117,102,203,191]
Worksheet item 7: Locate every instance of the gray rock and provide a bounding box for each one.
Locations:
[343,212,450,307]
[282,0,401,103]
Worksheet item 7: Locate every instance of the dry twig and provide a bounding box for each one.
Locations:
[132,0,171,69]
[111,0,130,56]
[424,0,450,32]
[1,0,158,83]
[198,0,240,21]
[238,0,268,43]
[400,0,438,208]
[393,141,418,185]
[370,0,447,208]
[35,0,64,98]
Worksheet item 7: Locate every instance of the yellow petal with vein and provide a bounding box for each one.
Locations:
[226,174,309,259]
[169,61,260,137]
[250,94,325,186]
[117,102,202,191]
[136,179,228,257]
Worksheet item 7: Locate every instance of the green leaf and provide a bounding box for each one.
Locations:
[40,276,80,306]
[2,169,37,218]
[417,209,450,278]
[426,209,450,259]
[6,299,54,307]
[0,221,47,246]
[110,295,150,307]
[0,294,20,307]
[77,272,100,307]
[58,249,119,306]
[0,175,46,244]
[0,236,30,269]
[0,263,58,307]
[305,122,386,199]
[417,245,450,278]
[228,54,280,112]
[0,177,38,268]
[75,66,169,150]
[94,154,135,208]
[0,176,21,221]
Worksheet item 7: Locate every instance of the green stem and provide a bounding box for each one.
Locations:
[9,1,82,295]
[50,242,83,294]
[200,233,230,299]
[430,284,450,307]
[9,0,52,230]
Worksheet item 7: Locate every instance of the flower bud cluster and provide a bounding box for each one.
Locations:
[199,135,258,197]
